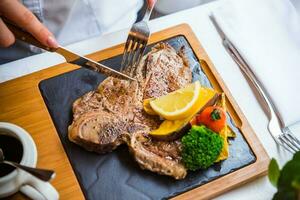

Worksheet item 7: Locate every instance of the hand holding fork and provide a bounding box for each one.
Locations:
[120,0,157,74]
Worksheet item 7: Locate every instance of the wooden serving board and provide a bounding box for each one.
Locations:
[0,24,269,200]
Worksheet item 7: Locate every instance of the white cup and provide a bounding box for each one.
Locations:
[0,122,59,200]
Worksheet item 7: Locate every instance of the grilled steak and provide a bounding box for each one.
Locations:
[68,43,192,179]
[129,131,187,179]
[69,78,139,153]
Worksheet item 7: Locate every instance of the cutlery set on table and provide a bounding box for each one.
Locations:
[1,0,299,199]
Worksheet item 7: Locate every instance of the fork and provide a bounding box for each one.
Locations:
[120,0,157,75]
[279,127,300,153]
[210,14,300,153]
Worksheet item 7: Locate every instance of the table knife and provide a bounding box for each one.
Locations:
[209,15,300,153]
[3,18,135,81]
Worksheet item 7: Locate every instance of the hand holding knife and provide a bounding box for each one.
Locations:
[3,18,135,81]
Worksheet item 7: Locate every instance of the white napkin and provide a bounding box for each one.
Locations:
[212,0,300,127]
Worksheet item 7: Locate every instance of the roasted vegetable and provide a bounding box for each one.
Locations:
[181,125,223,170]
[148,87,218,141]
[143,98,157,115]
[216,125,229,162]
[196,106,226,133]
[227,126,236,138]
[149,117,192,141]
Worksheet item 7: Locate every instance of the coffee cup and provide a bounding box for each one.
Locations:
[0,122,59,200]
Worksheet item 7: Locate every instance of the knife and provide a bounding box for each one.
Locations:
[3,18,135,81]
[209,14,300,153]
[209,14,281,125]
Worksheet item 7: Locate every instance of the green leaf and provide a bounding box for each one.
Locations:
[271,152,300,199]
[269,158,280,187]
[293,151,300,162]
[278,155,300,189]
[210,109,221,121]
[291,176,300,190]
[273,189,296,200]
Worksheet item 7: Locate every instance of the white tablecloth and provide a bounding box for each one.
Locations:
[1,0,299,199]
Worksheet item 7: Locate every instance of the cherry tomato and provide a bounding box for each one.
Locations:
[196,106,226,132]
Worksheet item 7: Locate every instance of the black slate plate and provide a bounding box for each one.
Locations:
[39,36,256,200]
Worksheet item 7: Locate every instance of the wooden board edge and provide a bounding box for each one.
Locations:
[37,23,270,199]
[0,23,270,200]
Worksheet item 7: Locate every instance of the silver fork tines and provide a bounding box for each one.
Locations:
[120,1,156,74]
[279,129,300,153]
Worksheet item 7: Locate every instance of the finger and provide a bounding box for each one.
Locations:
[147,0,156,8]
[0,18,15,47]
[0,0,58,48]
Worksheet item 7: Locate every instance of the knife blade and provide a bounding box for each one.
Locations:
[3,18,135,81]
[55,47,136,81]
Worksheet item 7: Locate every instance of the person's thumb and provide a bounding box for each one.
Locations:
[147,0,156,8]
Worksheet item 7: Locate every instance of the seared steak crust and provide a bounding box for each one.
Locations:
[68,43,192,179]
[69,111,128,153]
[129,131,187,180]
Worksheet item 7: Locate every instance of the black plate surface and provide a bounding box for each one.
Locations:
[39,36,256,200]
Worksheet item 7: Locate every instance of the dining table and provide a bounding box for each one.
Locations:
[1,0,299,199]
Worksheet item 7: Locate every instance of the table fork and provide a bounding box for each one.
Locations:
[210,14,300,153]
[120,0,157,75]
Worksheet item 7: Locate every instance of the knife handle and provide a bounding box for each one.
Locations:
[2,17,57,52]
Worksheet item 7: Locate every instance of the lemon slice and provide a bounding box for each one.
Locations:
[143,98,157,115]
[150,87,217,138]
[149,81,203,120]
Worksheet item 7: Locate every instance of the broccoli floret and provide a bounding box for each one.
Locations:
[181,125,223,171]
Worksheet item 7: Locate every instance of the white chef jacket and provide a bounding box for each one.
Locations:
[0,0,143,64]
